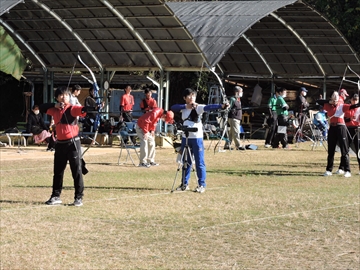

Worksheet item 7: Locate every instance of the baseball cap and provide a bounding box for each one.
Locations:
[165,110,174,123]
[339,89,349,96]
[299,87,308,92]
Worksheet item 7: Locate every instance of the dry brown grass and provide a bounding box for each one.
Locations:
[0,140,359,269]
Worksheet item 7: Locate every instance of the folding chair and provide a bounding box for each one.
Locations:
[117,122,140,166]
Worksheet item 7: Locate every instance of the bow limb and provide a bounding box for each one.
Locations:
[78,54,103,156]
[207,65,230,154]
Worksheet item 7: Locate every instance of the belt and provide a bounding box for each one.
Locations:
[57,137,80,144]
[330,123,345,126]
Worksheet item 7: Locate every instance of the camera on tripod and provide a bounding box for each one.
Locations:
[179,125,198,132]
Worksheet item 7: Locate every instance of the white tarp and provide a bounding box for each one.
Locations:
[0,0,23,16]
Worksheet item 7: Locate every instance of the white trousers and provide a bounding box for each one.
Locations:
[135,126,156,164]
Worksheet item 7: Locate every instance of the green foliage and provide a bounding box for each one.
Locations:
[307,0,360,54]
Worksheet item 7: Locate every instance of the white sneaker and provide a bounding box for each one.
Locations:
[176,185,189,191]
[335,169,345,175]
[344,171,351,178]
[194,185,205,193]
[264,144,271,148]
[323,171,332,176]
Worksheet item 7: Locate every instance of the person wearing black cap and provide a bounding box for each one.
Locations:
[295,87,310,141]
[344,93,360,175]
[224,86,243,150]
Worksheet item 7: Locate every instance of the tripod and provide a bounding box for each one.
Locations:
[171,127,197,192]
[212,110,231,153]
[293,112,327,150]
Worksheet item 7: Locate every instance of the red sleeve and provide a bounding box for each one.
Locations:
[71,106,86,118]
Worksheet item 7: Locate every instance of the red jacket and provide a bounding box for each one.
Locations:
[120,93,134,111]
[136,107,164,133]
[324,103,353,125]
[140,97,157,112]
[46,105,86,140]
[344,107,360,127]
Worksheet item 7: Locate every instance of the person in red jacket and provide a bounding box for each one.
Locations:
[140,88,157,114]
[317,91,360,177]
[344,93,360,174]
[40,86,91,206]
[339,88,349,104]
[135,107,174,167]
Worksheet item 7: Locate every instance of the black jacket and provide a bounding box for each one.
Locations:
[26,111,48,134]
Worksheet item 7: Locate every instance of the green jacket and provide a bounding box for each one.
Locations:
[275,96,288,116]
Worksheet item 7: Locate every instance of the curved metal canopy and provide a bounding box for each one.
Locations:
[1,0,359,81]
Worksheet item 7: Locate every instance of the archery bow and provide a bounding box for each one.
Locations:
[339,64,360,159]
[207,66,230,154]
[78,54,103,157]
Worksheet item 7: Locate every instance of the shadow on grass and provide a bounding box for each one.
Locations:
[207,169,322,177]
[0,200,45,205]
[9,185,168,191]
[0,200,89,207]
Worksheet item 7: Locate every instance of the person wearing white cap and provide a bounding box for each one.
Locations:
[339,88,349,104]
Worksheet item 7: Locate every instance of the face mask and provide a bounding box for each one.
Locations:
[34,110,39,115]
[239,92,243,98]
[303,92,307,97]
[282,93,286,98]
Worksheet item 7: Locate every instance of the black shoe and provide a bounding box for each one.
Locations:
[73,198,83,207]
[45,196,62,205]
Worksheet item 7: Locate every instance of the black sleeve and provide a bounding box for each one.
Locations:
[39,103,55,113]
[39,115,48,130]
[81,106,96,113]
[315,99,329,106]
[349,103,360,109]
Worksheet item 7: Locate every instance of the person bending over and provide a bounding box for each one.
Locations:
[135,108,174,167]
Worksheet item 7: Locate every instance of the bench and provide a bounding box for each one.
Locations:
[3,133,33,147]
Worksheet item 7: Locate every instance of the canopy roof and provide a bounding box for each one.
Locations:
[1,0,359,84]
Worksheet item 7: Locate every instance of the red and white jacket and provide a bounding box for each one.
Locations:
[323,103,354,126]
[46,105,86,140]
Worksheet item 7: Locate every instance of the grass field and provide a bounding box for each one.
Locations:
[0,140,359,269]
